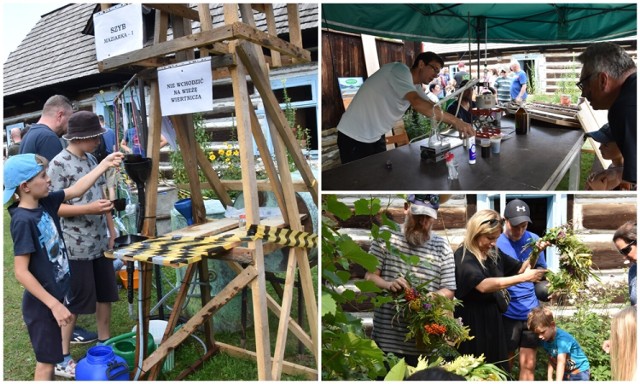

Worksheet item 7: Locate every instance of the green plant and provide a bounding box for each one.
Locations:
[169,113,211,185]
[402,108,435,141]
[393,280,471,357]
[321,195,399,380]
[524,222,600,299]
[555,61,582,102]
[387,354,509,381]
[282,81,311,170]
[208,142,242,180]
[526,62,537,95]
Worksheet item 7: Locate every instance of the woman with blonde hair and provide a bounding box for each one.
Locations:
[610,306,637,380]
[454,209,547,370]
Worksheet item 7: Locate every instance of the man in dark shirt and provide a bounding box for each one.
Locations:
[20,95,73,161]
[577,42,636,187]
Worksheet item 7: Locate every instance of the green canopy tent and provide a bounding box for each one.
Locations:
[321,3,637,44]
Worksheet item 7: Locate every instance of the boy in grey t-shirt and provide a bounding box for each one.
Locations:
[47,111,120,378]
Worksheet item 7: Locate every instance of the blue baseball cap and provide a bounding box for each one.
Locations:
[586,123,613,144]
[3,154,44,204]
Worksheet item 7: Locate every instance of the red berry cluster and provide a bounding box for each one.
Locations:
[404,287,419,301]
[424,323,447,335]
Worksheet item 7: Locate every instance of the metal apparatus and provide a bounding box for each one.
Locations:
[419,79,479,162]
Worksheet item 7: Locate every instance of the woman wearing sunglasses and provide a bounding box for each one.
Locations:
[613,221,636,306]
[453,209,547,371]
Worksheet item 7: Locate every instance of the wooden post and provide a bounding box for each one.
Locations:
[264,4,282,67]
[286,4,302,64]
[236,42,318,203]
[235,9,318,377]
[225,4,273,380]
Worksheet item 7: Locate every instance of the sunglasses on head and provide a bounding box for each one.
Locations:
[618,240,636,256]
[413,194,440,207]
[480,218,505,228]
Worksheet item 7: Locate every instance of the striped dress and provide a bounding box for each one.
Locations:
[369,226,456,356]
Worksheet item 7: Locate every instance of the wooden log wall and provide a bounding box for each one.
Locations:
[322,31,414,130]
[572,194,637,270]
[437,40,636,94]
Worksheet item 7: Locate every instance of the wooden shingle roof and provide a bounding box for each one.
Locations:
[3,3,318,97]
[4,3,98,97]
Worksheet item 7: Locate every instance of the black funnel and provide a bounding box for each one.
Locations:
[123,156,152,233]
[123,155,152,186]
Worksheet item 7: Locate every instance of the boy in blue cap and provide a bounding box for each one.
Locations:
[4,151,122,380]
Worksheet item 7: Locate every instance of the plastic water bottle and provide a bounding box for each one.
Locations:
[445,152,458,180]
[468,137,476,164]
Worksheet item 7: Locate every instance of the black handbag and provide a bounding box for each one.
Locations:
[495,288,511,313]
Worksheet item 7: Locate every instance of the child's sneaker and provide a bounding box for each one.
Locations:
[71,326,98,344]
[54,359,76,378]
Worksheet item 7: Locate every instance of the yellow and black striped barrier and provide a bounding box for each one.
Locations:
[108,224,317,268]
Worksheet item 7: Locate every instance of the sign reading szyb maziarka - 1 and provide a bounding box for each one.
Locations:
[93,3,143,61]
[158,57,213,117]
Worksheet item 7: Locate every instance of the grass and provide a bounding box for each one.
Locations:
[3,209,317,380]
[556,148,596,190]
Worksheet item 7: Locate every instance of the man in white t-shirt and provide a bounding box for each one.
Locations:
[336,51,475,164]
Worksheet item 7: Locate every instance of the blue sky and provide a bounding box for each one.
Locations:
[2,2,68,63]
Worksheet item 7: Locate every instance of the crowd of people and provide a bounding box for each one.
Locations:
[4,95,127,380]
[364,195,636,381]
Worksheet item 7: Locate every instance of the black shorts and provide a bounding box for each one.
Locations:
[504,317,539,351]
[23,292,63,364]
[67,256,119,314]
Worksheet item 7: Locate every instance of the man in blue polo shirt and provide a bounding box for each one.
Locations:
[497,199,548,380]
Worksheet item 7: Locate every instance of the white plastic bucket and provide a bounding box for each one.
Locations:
[132,320,175,373]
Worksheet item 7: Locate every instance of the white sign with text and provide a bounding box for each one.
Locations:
[158,57,213,116]
[93,3,143,61]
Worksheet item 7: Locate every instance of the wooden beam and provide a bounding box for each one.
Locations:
[146,3,200,21]
[153,9,169,44]
[135,55,236,82]
[140,80,162,236]
[141,265,258,372]
[169,14,207,226]
[264,4,282,67]
[236,41,318,202]
[197,252,215,350]
[249,107,288,221]
[232,22,310,63]
[234,31,318,379]
[146,263,198,380]
[197,4,214,57]
[216,342,317,380]
[225,4,273,380]
[265,285,314,352]
[98,26,232,71]
[272,247,298,379]
[286,4,303,64]
[176,179,309,193]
